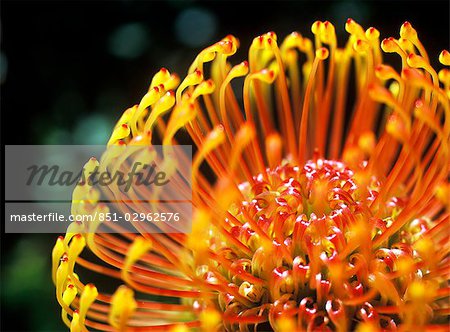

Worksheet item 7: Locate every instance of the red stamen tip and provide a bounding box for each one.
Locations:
[415,99,424,108]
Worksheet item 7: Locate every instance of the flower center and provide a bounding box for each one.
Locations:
[208,159,429,330]
[230,158,380,259]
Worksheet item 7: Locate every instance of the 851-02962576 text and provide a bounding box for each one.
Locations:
[97,212,180,223]
[8,211,181,223]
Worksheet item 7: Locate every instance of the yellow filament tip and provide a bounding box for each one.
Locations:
[439,50,450,66]
[400,21,418,42]
[109,285,137,330]
[315,47,329,60]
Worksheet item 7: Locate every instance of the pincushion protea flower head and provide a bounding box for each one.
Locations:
[53,20,450,331]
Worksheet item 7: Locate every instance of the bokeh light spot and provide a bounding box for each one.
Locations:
[331,1,370,29]
[0,52,8,84]
[42,128,72,145]
[175,7,218,48]
[108,22,151,59]
[72,114,114,144]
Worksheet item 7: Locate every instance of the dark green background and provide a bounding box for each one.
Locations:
[1,0,448,330]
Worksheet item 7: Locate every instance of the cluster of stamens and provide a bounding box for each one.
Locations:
[194,159,438,331]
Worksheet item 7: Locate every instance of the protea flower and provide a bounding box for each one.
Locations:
[52,20,450,332]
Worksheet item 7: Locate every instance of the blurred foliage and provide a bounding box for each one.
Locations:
[1,235,63,330]
[1,0,448,331]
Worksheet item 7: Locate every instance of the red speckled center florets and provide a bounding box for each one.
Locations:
[212,159,434,331]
